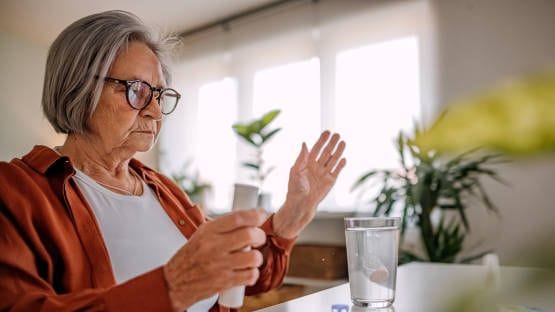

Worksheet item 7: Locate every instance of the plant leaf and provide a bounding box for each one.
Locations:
[231,123,249,135]
[232,124,258,146]
[242,162,260,170]
[262,128,282,143]
[454,193,470,231]
[399,250,426,264]
[460,250,495,264]
[351,170,380,191]
[476,180,499,215]
[260,109,281,129]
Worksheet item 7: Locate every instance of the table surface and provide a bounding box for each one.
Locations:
[255,262,555,312]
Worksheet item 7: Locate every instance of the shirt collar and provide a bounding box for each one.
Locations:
[21,145,154,178]
[21,145,68,174]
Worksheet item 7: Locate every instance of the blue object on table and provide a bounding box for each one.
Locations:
[331,303,349,312]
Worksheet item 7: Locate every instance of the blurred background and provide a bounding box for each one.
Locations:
[1,0,554,308]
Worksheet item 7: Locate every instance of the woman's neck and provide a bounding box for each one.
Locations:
[57,134,142,195]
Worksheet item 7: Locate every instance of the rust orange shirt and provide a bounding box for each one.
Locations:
[0,146,295,311]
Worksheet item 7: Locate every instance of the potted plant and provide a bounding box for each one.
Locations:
[351,129,506,264]
[171,160,212,210]
[412,70,555,312]
[232,109,281,209]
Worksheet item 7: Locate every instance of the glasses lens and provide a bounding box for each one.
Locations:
[159,89,180,114]
[128,81,151,109]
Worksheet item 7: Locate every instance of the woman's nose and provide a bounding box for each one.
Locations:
[141,93,163,120]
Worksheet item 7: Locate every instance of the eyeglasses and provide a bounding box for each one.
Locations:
[102,77,181,115]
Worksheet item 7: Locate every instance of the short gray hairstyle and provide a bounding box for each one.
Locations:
[42,10,173,134]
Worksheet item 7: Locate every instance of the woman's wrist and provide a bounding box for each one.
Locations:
[163,264,193,312]
[273,201,314,239]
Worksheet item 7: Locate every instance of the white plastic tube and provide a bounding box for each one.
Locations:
[218,183,259,308]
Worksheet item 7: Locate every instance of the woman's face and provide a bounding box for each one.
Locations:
[88,41,165,155]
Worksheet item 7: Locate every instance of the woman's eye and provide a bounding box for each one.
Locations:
[114,86,126,92]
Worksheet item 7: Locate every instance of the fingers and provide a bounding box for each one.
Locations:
[325,140,346,169]
[317,133,340,166]
[233,268,260,287]
[309,131,346,174]
[221,227,267,252]
[226,249,264,270]
[165,211,267,310]
[331,158,347,178]
[204,208,267,234]
[292,143,309,171]
[308,131,331,161]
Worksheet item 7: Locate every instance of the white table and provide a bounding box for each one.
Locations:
[256,263,555,312]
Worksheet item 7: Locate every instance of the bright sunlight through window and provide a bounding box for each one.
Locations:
[197,78,238,212]
[334,36,421,209]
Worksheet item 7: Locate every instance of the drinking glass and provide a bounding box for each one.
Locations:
[344,217,400,308]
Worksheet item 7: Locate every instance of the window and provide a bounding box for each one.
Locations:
[196,78,238,211]
[334,37,421,208]
[252,58,321,208]
[160,1,433,213]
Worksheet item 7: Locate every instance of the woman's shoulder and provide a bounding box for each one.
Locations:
[0,146,71,207]
[0,145,63,179]
[0,151,40,184]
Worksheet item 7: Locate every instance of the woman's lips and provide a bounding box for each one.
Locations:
[134,130,156,135]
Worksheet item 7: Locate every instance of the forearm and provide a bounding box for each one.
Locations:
[272,200,316,239]
[1,267,173,312]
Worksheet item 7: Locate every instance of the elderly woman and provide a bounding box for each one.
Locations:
[0,10,346,312]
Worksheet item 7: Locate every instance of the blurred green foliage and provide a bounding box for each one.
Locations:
[415,71,555,156]
[352,131,505,264]
[171,160,212,204]
[413,69,555,311]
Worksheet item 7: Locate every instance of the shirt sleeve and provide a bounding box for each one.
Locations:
[245,213,296,295]
[0,203,174,312]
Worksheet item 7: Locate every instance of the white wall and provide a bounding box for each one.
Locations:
[0,32,158,167]
[433,0,555,266]
[0,31,64,160]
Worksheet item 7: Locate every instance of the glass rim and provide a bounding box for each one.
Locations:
[344,217,401,229]
[344,217,401,222]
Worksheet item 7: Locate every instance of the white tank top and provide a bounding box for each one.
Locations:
[73,169,218,311]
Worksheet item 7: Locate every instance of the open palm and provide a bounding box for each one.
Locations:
[273,131,346,238]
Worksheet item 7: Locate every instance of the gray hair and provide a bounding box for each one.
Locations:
[42,10,173,134]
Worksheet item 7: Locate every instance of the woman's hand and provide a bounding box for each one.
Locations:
[273,131,346,239]
[164,209,267,311]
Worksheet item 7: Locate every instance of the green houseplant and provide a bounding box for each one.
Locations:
[352,129,506,264]
[232,109,282,189]
[412,70,555,312]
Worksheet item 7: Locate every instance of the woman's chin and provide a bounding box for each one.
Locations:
[126,139,155,154]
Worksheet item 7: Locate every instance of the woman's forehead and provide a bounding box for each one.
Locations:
[110,41,166,86]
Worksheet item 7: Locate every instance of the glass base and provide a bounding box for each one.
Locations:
[351,298,393,308]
